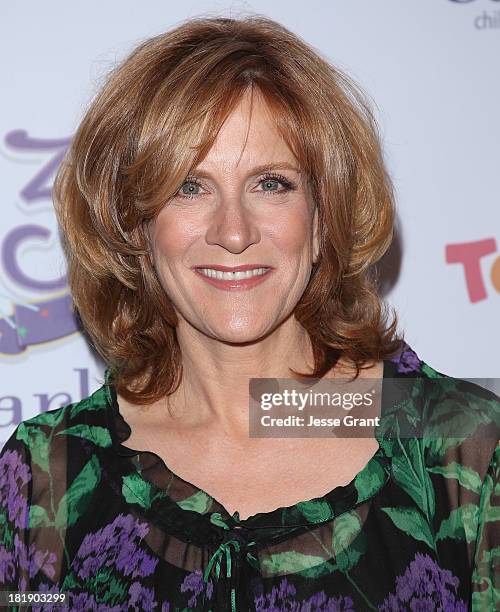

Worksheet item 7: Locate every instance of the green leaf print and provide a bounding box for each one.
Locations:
[15,424,50,472]
[29,409,67,428]
[421,363,444,379]
[487,506,500,522]
[60,571,81,591]
[392,437,435,518]
[471,585,500,611]
[70,386,109,419]
[296,499,334,523]
[473,451,497,559]
[428,462,482,494]
[424,392,498,462]
[0,509,14,548]
[375,394,422,440]
[261,550,327,574]
[57,425,112,448]
[471,549,500,612]
[55,454,100,527]
[472,546,500,586]
[436,503,479,543]
[332,510,367,572]
[176,490,213,514]
[424,436,464,460]
[296,560,338,579]
[381,506,435,550]
[92,567,128,605]
[354,456,386,501]
[383,396,422,426]
[122,473,151,507]
[427,398,492,434]
[122,473,166,509]
[29,504,53,528]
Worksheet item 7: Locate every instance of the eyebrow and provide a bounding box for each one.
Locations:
[188,162,303,178]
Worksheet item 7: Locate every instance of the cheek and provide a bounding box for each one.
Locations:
[150,212,197,261]
[267,211,312,253]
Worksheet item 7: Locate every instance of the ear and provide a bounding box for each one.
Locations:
[312,206,319,264]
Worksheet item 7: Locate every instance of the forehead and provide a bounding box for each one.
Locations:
[195,88,298,173]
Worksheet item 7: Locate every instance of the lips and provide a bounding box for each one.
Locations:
[192,265,274,291]
[193,264,273,272]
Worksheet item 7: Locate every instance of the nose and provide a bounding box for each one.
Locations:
[204,195,261,254]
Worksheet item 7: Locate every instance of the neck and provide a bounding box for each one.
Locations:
[164,314,342,435]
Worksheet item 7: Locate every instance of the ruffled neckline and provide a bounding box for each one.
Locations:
[101,359,401,542]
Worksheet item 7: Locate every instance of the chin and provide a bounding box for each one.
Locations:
[204,318,273,344]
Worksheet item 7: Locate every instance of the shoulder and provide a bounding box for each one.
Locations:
[386,340,499,480]
[0,380,113,537]
[1,380,112,470]
[0,380,115,589]
[388,339,499,413]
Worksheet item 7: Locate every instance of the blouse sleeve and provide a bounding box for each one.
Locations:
[0,423,59,598]
[471,441,500,611]
[0,426,35,594]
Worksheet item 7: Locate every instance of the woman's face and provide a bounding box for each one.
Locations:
[148,88,319,343]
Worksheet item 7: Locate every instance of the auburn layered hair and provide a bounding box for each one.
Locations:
[53,14,404,404]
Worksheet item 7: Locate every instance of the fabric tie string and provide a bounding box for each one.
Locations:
[203,512,257,612]
[203,539,240,611]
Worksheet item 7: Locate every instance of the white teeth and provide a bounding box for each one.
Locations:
[198,267,270,280]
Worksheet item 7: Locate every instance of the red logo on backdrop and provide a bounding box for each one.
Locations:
[446,238,500,303]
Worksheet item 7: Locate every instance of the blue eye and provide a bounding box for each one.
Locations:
[259,173,296,195]
[175,173,297,200]
[179,180,202,197]
[261,178,280,192]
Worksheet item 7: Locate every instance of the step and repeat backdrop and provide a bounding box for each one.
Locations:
[1,0,499,447]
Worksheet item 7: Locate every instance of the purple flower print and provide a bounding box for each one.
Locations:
[181,569,213,608]
[301,590,354,612]
[0,533,57,591]
[71,513,158,580]
[378,552,467,611]
[66,591,100,611]
[32,582,69,612]
[254,576,297,611]
[0,449,31,529]
[63,571,210,612]
[391,343,422,374]
[0,445,58,596]
[0,547,15,583]
[0,534,56,590]
[14,533,57,580]
[66,589,137,612]
[128,581,157,610]
[63,514,158,610]
[254,577,354,611]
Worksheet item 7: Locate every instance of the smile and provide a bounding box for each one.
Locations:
[197,267,270,280]
[193,267,273,290]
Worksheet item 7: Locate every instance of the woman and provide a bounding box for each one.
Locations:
[1,14,498,612]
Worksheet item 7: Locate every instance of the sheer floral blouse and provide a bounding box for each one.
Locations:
[0,342,499,611]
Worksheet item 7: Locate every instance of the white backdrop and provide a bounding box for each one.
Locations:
[1,0,499,447]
